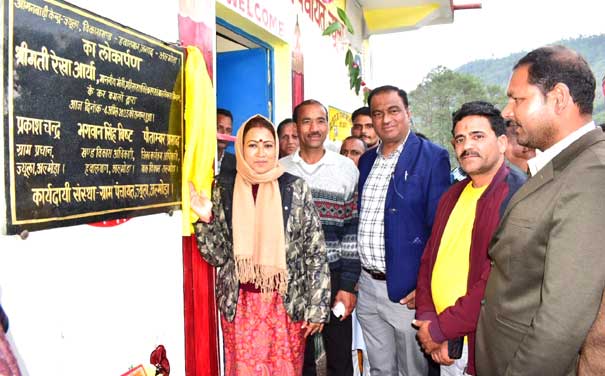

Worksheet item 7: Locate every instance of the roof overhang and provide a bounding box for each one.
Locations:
[360,0,455,37]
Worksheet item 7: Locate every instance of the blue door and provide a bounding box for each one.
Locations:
[217,48,272,153]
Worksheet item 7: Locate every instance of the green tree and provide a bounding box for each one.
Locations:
[456,34,605,127]
[410,66,507,166]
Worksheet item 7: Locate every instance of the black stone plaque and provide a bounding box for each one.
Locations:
[2,0,184,234]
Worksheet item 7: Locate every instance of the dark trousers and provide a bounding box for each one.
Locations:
[428,358,440,376]
[303,271,354,376]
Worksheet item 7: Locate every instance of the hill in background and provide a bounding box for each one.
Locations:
[456,34,605,124]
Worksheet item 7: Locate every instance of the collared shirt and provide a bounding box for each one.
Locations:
[528,121,596,176]
[358,133,409,272]
[214,149,227,176]
[280,149,358,194]
[215,151,224,175]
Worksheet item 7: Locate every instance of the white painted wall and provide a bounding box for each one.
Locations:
[0,214,184,376]
[0,1,185,375]
[298,1,366,114]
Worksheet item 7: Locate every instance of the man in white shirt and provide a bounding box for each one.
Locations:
[476,45,605,376]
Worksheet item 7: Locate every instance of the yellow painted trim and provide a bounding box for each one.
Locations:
[216,2,292,122]
[272,44,292,123]
[364,3,440,33]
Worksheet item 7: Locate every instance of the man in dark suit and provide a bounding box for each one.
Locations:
[578,73,605,376]
[476,45,605,376]
[356,85,451,375]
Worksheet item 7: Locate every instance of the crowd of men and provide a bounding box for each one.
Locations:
[216,45,605,376]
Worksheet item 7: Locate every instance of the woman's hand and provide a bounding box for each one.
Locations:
[189,182,213,223]
[301,321,324,338]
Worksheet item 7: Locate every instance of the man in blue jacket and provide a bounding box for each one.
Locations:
[357,85,451,375]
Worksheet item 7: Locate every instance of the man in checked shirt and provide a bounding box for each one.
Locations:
[356,85,451,376]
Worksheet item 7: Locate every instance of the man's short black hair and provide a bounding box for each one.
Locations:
[367,85,409,109]
[514,45,596,115]
[217,108,233,121]
[292,100,328,123]
[451,101,506,137]
[352,106,371,122]
[277,118,295,137]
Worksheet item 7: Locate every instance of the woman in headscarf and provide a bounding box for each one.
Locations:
[190,115,330,375]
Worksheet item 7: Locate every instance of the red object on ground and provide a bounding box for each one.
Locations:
[150,345,170,375]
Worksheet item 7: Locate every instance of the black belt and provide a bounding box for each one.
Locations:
[363,267,386,280]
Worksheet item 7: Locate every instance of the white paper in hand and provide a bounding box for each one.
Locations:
[332,302,345,318]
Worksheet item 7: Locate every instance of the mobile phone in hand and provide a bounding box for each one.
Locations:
[448,337,464,359]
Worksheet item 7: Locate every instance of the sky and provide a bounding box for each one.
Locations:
[369,0,605,91]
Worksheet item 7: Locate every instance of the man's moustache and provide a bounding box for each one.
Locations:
[460,150,480,158]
